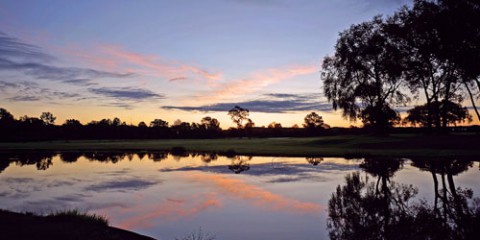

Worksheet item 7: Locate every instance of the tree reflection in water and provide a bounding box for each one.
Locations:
[306,157,324,166]
[328,158,480,240]
[228,156,252,174]
[0,152,55,173]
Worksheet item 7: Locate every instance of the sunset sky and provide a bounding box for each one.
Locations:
[1,0,460,128]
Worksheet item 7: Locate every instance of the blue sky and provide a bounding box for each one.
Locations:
[0,0,414,127]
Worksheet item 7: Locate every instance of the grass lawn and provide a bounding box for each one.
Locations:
[0,134,478,158]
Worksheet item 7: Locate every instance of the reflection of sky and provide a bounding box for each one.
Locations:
[0,154,478,240]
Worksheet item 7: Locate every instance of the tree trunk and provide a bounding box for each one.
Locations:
[464,81,480,121]
[431,167,439,215]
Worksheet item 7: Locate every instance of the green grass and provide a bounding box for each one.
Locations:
[0,134,478,158]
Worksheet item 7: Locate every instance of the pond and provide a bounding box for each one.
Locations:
[0,152,479,240]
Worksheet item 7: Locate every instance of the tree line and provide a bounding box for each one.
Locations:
[0,106,329,141]
[322,0,479,135]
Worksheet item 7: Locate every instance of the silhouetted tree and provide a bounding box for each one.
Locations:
[303,112,325,129]
[404,101,472,127]
[434,0,480,122]
[111,117,122,127]
[0,108,14,124]
[322,17,409,135]
[20,115,44,126]
[228,106,250,129]
[40,112,56,125]
[201,116,220,130]
[150,119,168,128]
[62,119,82,139]
[244,118,255,128]
[360,105,400,130]
[63,119,82,127]
[389,1,468,132]
[267,122,282,129]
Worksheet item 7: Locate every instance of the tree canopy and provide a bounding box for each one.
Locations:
[228,106,251,129]
[322,17,409,134]
[322,0,480,134]
[303,112,325,129]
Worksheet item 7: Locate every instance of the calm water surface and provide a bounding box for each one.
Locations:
[0,152,478,239]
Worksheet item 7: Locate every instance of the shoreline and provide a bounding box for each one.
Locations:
[0,209,155,240]
[0,134,479,158]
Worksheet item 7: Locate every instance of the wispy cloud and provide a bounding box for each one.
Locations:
[85,179,158,192]
[0,57,132,81]
[62,79,98,86]
[0,31,53,62]
[102,44,223,81]
[0,32,132,84]
[7,95,42,101]
[89,87,165,100]
[163,92,332,113]
[187,64,318,105]
[61,44,223,84]
[1,80,82,102]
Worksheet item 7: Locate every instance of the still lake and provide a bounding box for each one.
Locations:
[0,152,479,240]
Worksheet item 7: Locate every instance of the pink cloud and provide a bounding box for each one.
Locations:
[187,172,323,214]
[118,193,222,229]
[101,44,222,83]
[59,44,222,84]
[187,64,318,105]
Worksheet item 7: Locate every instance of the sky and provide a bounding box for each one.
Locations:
[0,0,445,128]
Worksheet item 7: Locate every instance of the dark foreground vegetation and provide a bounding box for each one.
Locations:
[0,209,154,240]
[322,0,480,135]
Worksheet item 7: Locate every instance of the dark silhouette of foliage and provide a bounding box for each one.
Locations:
[40,112,56,125]
[322,17,409,135]
[360,105,400,130]
[404,101,472,127]
[388,0,473,132]
[328,157,479,240]
[267,122,282,129]
[0,105,477,141]
[150,119,168,128]
[228,106,250,129]
[303,112,325,129]
[201,116,220,130]
[322,0,480,134]
[0,108,14,124]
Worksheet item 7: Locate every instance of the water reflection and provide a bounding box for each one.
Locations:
[306,157,324,166]
[228,156,252,174]
[328,158,480,240]
[0,152,55,172]
[0,152,478,240]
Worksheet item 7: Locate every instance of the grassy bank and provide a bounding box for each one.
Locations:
[0,209,155,240]
[0,134,478,158]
